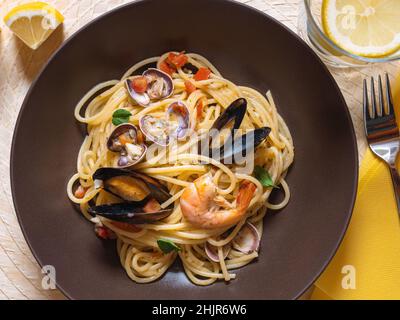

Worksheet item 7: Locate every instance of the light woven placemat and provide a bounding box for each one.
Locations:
[0,0,399,300]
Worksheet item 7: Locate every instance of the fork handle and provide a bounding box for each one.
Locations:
[389,165,400,216]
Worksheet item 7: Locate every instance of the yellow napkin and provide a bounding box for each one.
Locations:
[311,76,400,300]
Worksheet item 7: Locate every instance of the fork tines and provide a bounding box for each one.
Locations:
[363,74,399,142]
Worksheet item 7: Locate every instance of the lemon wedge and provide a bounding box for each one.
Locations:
[4,2,64,50]
[322,0,400,58]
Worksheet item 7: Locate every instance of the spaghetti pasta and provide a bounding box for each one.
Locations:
[67,52,294,285]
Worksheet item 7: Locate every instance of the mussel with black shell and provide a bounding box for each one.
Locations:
[88,167,173,224]
[199,98,271,164]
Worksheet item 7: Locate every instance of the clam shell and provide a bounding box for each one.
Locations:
[166,101,190,140]
[232,222,260,254]
[125,78,151,107]
[106,123,147,168]
[143,68,174,100]
[139,115,170,146]
[205,242,231,262]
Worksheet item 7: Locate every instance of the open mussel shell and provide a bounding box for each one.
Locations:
[232,222,260,254]
[143,68,174,100]
[199,98,248,160]
[166,101,190,140]
[90,168,173,224]
[88,202,172,224]
[211,98,247,132]
[218,127,271,162]
[132,171,171,203]
[209,127,271,164]
[93,167,171,203]
[125,77,151,107]
[107,123,147,168]
[205,242,231,262]
[139,115,170,146]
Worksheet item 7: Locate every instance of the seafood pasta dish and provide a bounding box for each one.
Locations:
[67,52,294,285]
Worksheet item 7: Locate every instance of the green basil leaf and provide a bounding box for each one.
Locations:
[112,109,132,126]
[113,109,132,118]
[254,165,278,188]
[112,117,128,126]
[157,239,181,254]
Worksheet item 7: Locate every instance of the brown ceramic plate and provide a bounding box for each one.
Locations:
[11,0,358,299]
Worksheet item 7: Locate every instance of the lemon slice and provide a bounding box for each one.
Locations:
[322,0,400,58]
[4,2,64,50]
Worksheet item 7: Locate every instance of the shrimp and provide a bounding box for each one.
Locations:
[180,173,256,229]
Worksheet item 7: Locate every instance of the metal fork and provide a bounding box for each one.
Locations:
[363,74,400,215]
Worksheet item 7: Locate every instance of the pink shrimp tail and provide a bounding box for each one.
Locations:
[236,181,256,210]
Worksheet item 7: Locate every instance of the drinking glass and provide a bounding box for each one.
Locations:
[298,0,400,68]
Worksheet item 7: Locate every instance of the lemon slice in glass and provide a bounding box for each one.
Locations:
[4,2,64,50]
[322,0,400,58]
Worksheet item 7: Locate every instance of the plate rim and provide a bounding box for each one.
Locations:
[10,0,359,300]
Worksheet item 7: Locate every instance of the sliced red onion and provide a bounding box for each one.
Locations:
[232,222,260,254]
[205,242,231,262]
